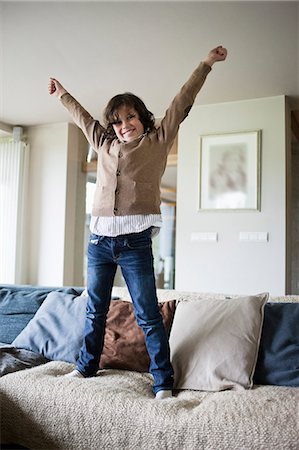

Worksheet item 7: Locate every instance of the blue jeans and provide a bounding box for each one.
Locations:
[76,227,174,394]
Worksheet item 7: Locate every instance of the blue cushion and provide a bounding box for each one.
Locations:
[0,285,83,344]
[12,291,87,363]
[254,302,299,386]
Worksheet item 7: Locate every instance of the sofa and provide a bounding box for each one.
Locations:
[0,284,298,450]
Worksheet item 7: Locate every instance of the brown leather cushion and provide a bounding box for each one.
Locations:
[99,300,176,372]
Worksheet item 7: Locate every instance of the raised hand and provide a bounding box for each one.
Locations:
[204,46,228,67]
[48,78,67,98]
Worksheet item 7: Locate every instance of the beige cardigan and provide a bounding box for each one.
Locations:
[61,62,211,216]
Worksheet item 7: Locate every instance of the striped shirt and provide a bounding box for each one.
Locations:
[90,214,162,237]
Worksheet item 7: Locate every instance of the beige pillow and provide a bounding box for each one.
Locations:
[169,293,268,391]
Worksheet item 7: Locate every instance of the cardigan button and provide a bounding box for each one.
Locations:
[116,170,121,176]
[114,207,118,213]
[118,152,123,158]
[115,189,120,195]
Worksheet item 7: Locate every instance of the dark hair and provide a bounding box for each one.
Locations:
[104,92,155,139]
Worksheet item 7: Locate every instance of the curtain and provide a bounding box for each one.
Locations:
[0,139,29,283]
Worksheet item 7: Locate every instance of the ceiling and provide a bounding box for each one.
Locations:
[0,1,298,134]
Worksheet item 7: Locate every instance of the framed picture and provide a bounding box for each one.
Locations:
[199,130,261,211]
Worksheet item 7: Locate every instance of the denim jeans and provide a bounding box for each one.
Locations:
[76,227,174,394]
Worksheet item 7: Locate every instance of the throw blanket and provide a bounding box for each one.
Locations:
[1,361,298,450]
[0,344,48,377]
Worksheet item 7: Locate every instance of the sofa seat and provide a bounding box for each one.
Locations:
[1,360,298,450]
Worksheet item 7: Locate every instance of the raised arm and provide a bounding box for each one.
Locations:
[48,78,106,151]
[158,45,228,148]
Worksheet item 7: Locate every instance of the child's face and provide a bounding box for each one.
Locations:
[112,105,145,143]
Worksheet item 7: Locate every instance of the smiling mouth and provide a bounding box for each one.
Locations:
[123,129,135,136]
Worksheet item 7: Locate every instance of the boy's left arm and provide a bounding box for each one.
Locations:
[158,46,227,150]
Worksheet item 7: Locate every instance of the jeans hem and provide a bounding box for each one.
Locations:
[152,386,173,395]
[76,367,98,378]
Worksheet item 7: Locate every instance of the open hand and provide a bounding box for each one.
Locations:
[48,78,67,98]
[204,46,228,67]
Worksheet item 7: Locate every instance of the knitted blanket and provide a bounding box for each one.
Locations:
[113,286,299,303]
[1,361,298,450]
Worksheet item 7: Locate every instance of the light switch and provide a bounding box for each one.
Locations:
[239,232,268,242]
[239,232,249,241]
[191,232,218,242]
[258,232,268,242]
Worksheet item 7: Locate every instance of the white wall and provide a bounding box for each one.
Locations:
[26,123,87,286]
[26,123,68,285]
[176,95,288,296]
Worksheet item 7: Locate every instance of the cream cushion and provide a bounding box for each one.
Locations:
[169,293,268,391]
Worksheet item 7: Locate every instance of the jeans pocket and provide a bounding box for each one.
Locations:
[89,233,100,245]
[125,230,152,250]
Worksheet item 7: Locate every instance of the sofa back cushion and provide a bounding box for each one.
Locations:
[254,302,299,386]
[0,285,82,344]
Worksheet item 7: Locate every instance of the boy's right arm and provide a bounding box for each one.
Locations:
[48,78,105,151]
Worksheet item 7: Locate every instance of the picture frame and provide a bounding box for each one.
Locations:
[199,130,261,211]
